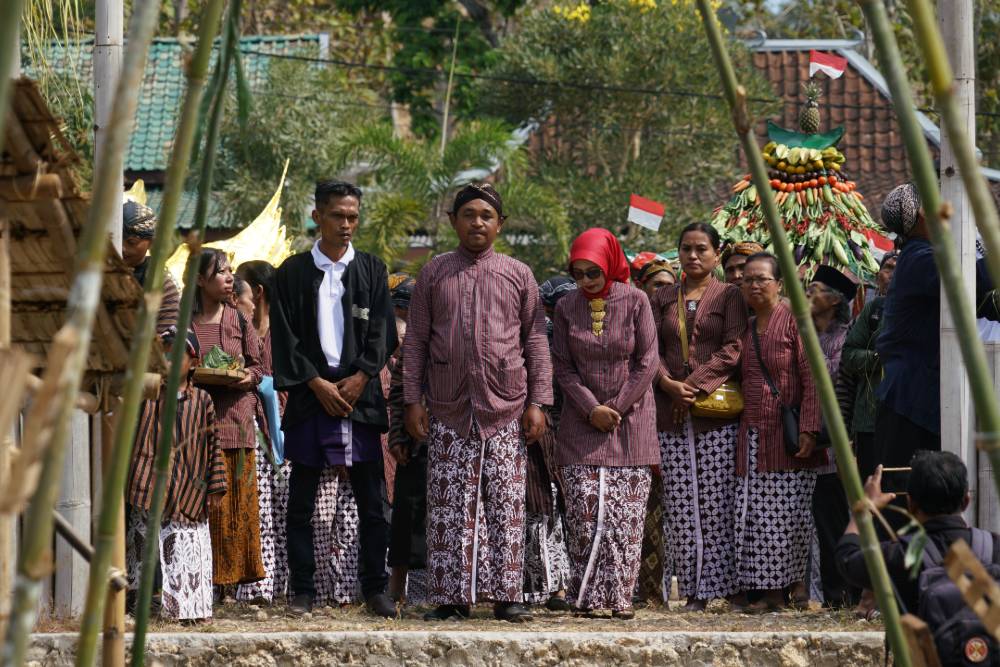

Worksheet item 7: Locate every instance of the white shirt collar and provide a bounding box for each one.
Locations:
[311,240,355,271]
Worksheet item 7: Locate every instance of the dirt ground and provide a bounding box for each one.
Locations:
[34,598,883,635]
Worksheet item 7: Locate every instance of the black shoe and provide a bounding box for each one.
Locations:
[289,593,313,616]
[423,604,470,621]
[545,596,572,612]
[366,593,397,618]
[494,602,533,623]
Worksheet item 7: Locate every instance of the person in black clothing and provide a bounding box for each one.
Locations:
[835,451,1000,613]
[271,180,398,617]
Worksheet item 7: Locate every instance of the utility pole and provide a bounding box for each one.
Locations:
[938,0,977,523]
[94,1,125,665]
[95,0,124,252]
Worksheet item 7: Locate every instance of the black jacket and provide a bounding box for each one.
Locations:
[836,514,1000,613]
[271,248,397,432]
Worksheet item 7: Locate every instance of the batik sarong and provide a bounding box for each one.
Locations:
[426,417,527,606]
[562,465,651,613]
[523,493,570,603]
[209,448,265,585]
[314,467,361,605]
[126,509,214,620]
[658,421,739,600]
[237,447,277,602]
[733,428,818,590]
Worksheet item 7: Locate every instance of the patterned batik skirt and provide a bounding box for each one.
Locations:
[636,473,665,603]
[523,495,571,603]
[126,509,214,620]
[561,465,652,613]
[733,428,818,590]
[658,421,739,601]
[314,467,361,605]
[209,448,266,586]
[425,417,527,606]
[236,455,287,603]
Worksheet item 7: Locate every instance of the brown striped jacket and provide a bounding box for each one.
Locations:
[126,386,226,522]
[651,277,747,434]
[402,246,553,439]
[552,282,660,468]
[737,302,825,474]
[192,304,264,449]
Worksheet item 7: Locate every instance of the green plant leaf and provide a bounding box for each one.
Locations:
[904,529,928,580]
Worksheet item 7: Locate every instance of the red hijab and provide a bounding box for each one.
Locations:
[568,228,631,300]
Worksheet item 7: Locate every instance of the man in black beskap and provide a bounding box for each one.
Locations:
[271,180,397,617]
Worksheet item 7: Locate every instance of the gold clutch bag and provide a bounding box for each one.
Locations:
[690,381,744,419]
[676,290,743,420]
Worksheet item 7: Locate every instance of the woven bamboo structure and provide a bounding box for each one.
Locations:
[2,78,147,378]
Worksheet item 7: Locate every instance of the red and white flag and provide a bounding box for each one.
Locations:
[627,194,665,232]
[809,50,847,79]
[864,229,895,255]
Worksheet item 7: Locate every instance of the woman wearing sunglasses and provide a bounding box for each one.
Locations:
[551,228,659,619]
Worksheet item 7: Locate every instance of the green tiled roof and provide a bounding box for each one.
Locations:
[30,34,321,173]
[144,188,225,232]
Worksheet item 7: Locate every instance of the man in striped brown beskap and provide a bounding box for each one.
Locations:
[403,183,553,623]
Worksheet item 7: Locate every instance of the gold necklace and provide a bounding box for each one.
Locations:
[590,298,606,336]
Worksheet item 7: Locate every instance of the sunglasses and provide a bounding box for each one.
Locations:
[570,267,604,281]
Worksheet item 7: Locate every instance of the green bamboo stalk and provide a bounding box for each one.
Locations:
[74,5,227,667]
[0,1,161,665]
[0,0,27,146]
[904,0,1000,497]
[129,2,233,663]
[693,2,912,665]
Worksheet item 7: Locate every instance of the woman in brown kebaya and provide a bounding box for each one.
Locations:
[653,222,747,611]
[552,228,659,619]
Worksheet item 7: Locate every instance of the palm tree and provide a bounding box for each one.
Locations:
[335,118,570,277]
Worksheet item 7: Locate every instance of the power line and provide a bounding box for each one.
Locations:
[241,47,1000,119]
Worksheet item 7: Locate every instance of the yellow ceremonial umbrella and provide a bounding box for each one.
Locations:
[166,159,293,286]
[125,178,147,205]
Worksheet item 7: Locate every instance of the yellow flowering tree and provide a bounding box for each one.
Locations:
[477,0,775,245]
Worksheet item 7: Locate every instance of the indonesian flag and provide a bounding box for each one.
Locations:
[627,194,665,232]
[864,229,895,255]
[809,50,847,79]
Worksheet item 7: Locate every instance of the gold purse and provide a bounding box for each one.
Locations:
[676,291,744,419]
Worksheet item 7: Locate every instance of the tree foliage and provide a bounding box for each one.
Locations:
[333,0,527,136]
[334,118,570,274]
[212,57,386,239]
[475,0,777,249]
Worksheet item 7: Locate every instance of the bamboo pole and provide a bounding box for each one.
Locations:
[692,2,913,665]
[128,2,230,665]
[905,0,1000,499]
[76,2,227,665]
[0,0,26,635]
[0,0,160,663]
[99,402,123,667]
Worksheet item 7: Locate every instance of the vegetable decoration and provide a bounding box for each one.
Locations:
[711,85,884,280]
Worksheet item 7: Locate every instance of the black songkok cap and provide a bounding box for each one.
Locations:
[450,183,504,218]
[813,265,859,302]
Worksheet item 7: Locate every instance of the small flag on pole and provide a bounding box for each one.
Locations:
[627,194,665,232]
[809,50,847,79]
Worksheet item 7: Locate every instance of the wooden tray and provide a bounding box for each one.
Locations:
[193,367,249,386]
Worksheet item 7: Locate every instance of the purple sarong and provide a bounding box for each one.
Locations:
[283,413,382,468]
